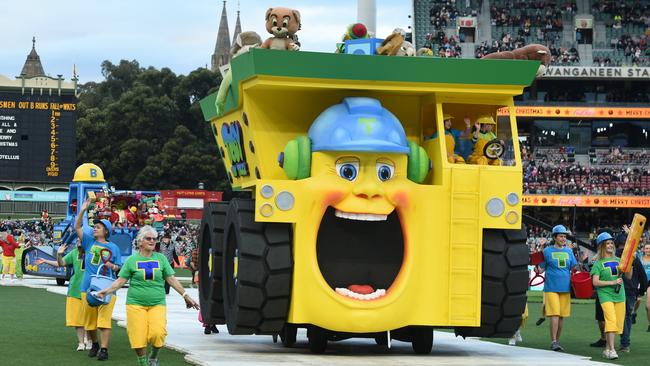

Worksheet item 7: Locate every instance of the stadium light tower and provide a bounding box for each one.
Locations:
[357,0,376,36]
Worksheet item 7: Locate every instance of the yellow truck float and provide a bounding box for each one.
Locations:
[198,48,538,354]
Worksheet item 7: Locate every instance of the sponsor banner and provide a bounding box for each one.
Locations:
[542,66,650,79]
[457,17,476,28]
[575,18,593,29]
[522,195,650,208]
[497,106,650,119]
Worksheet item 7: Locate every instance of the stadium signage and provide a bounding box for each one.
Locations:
[542,66,650,79]
[0,93,76,182]
[498,106,650,119]
[522,195,650,208]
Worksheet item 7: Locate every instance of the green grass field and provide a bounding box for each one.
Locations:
[483,291,650,365]
[0,286,192,366]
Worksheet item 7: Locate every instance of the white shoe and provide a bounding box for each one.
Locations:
[508,337,517,345]
[85,341,93,350]
[609,350,619,360]
[76,343,85,351]
[515,330,522,342]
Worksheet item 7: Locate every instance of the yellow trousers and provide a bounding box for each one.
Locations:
[126,305,167,349]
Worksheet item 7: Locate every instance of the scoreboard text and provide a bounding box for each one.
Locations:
[0,93,76,182]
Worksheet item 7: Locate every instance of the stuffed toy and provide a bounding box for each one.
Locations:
[396,40,416,56]
[215,31,262,116]
[336,23,369,53]
[481,44,551,78]
[376,28,406,56]
[260,7,301,51]
[417,47,433,57]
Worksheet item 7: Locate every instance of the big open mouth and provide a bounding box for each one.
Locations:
[316,207,404,301]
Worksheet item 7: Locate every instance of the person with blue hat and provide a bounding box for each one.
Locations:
[590,231,634,360]
[74,199,122,361]
[614,231,646,353]
[537,224,578,352]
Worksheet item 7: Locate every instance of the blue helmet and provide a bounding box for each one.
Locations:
[308,97,409,154]
[596,232,614,246]
[93,219,113,239]
[551,225,570,237]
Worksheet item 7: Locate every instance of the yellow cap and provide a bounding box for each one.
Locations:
[72,163,106,182]
[476,115,496,125]
[443,114,454,120]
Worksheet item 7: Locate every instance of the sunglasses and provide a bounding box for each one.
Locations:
[143,237,157,241]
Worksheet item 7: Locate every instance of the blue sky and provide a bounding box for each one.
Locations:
[1,0,411,82]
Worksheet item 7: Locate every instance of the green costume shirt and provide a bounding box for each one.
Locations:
[119,252,174,306]
[63,248,85,299]
[590,257,625,303]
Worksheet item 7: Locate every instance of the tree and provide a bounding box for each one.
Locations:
[76,61,227,191]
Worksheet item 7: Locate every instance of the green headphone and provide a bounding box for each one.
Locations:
[278,136,431,183]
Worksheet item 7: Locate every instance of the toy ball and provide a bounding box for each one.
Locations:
[350,23,368,39]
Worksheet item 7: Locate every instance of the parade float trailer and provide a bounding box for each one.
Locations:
[198,48,538,353]
[21,163,160,284]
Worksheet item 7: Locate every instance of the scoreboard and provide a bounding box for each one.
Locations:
[0,92,76,182]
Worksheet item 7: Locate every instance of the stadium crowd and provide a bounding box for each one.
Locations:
[490,1,575,30]
[428,0,476,29]
[592,1,650,26]
[521,142,650,196]
[425,31,463,57]
[0,218,55,246]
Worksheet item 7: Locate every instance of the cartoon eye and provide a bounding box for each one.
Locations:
[376,163,394,181]
[272,17,278,27]
[336,162,359,181]
[282,19,289,27]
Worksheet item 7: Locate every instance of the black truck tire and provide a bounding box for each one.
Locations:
[411,326,434,354]
[222,199,293,335]
[455,227,529,338]
[198,202,229,324]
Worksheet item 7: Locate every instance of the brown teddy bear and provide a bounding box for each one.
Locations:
[260,7,301,51]
[377,31,404,56]
[481,44,551,78]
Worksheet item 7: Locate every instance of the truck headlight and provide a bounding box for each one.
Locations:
[506,193,519,206]
[486,198,505,217]
[275,191,295,211]
[260,184,274,199]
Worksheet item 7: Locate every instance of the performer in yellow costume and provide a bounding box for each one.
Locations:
[468,115,503,166]
[430,114,471,163]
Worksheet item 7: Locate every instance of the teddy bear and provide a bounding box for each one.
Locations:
[481,44,551,78]
[260,7,301,51]
[377,28,409,56]
[215,31,263,116]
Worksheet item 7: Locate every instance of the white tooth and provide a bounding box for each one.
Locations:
[334,210,389,221]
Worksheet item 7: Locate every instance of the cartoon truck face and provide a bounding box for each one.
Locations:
[198,49,537,354]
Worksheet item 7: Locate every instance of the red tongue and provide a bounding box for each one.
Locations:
[348,284,374,295]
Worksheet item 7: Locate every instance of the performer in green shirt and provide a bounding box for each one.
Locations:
[37,240,89,351]
[97,226,198,366]
[591,232,634,360]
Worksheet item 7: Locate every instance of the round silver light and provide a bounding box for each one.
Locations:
[486,198,505,217]
[260,184,274,199]
[506,192,519,206]
[275,191,295,211]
